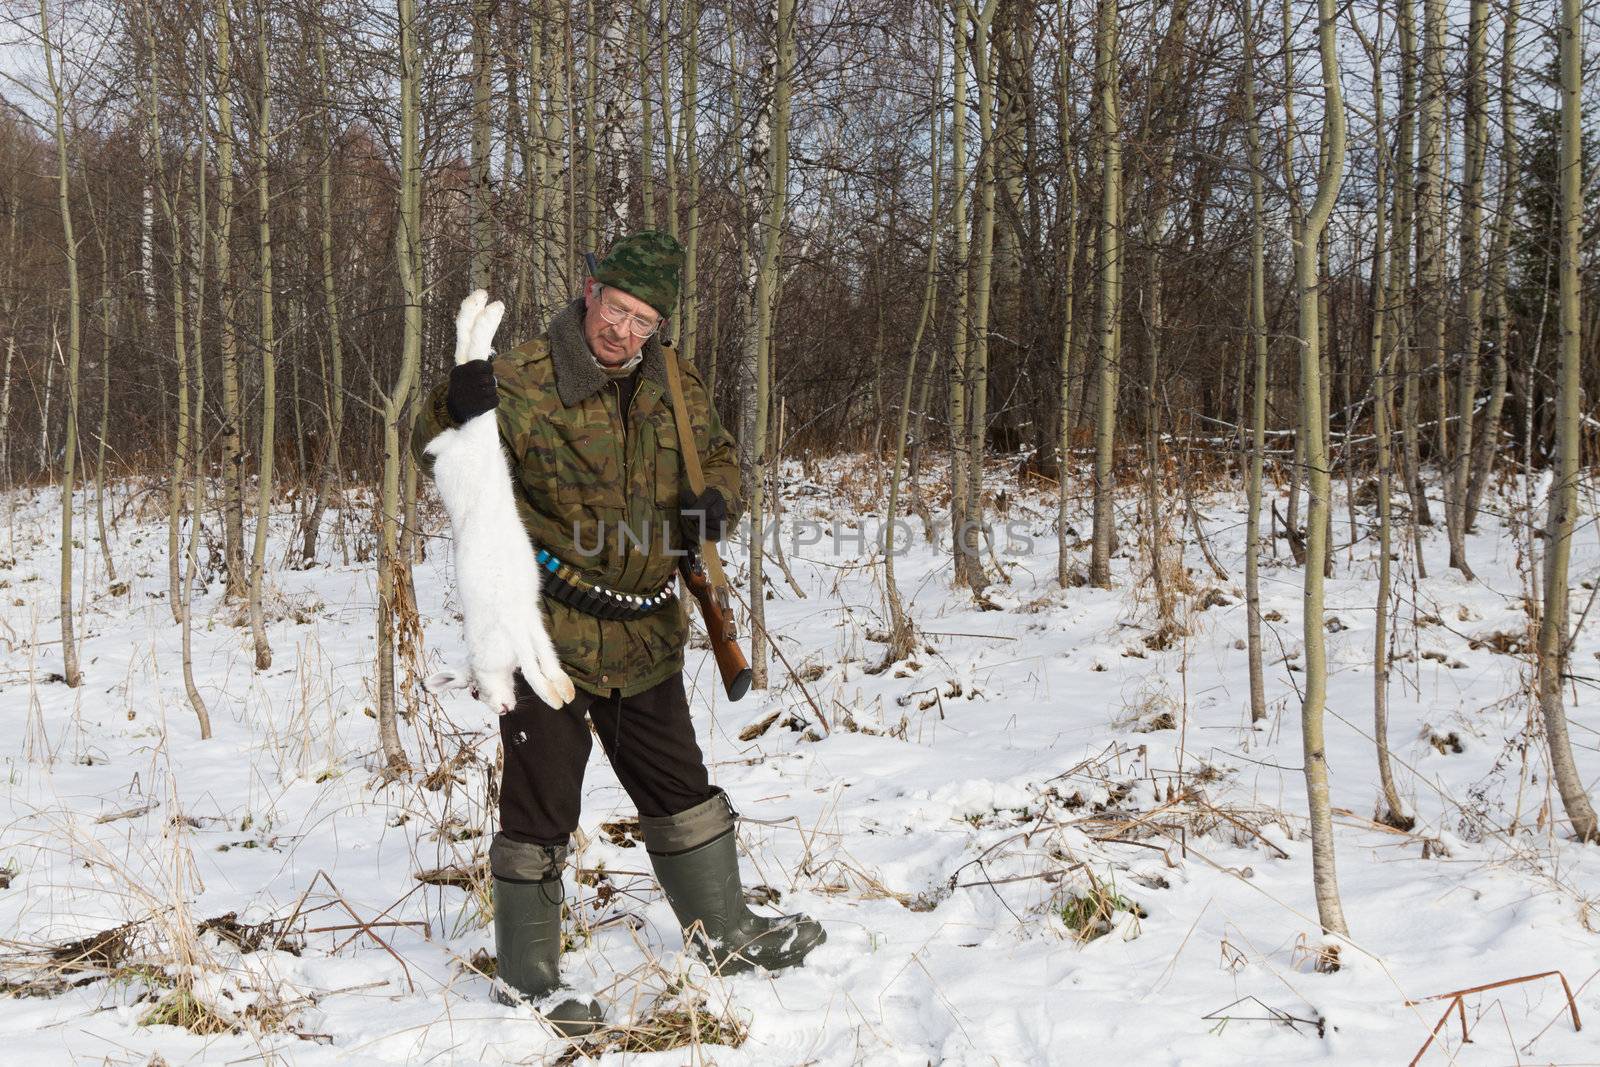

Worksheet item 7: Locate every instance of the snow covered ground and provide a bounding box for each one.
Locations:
[1,461,1597,1065]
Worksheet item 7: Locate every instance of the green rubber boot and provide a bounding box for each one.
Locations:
[488,836,604,1036]
[641,792,826,975]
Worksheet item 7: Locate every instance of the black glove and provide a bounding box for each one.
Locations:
[446,360,498,423]
[677,486,728,546]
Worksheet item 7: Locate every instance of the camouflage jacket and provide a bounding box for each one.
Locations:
[413,297,741,698]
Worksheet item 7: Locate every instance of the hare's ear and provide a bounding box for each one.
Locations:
[424,668,470,693]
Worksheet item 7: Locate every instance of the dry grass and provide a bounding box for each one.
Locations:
[588,1001,749,1056]
[1055,871,1147,944]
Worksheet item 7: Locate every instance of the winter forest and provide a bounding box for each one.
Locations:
[0,0,1598,1061]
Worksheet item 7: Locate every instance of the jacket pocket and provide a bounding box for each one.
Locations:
[651,414,684,509]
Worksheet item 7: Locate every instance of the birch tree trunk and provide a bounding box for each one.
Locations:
[519,4,545,326]
[959,0,999,597]
[1055,2,1078,590]
[736,12,773,497]
[142,3,187,624]
[38,348,52,475]
[1395,0,1430,549]
[183,130,212,739]
[597,3,630,236]
[248,6,276,671]
[635,0,655,231]
[1243,0,1267,723]
[1,336,13,488]
[679,0,701,369]
[1141,0,1189,625]
[1366,16,1409,827]
[660,0,677,320]
[582,0,599,256]
[1416,0,1446,507]
[376,0,425,778]
[883,46,942,664]
[1465,0,1518,528]
[215,0,247,599]
[1445,0,1488,578]
[40,0,81,688]
[92,202,115,584]
[471,0,492,291]
[745,0,793,690]
[299,11,346,567]
[1297,0,1351,939]
[1537,0,1599,844]
[947,1,972,583]
[1088,0,1120,589]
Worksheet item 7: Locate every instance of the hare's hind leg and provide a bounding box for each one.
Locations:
[517,627,575,707]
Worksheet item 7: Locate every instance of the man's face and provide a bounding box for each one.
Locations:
[582,277,660,367]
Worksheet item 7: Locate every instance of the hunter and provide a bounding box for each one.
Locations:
[412,231,825,1034]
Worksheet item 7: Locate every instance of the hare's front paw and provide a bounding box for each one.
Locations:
[466,297,504,363]
[453,289,488,365]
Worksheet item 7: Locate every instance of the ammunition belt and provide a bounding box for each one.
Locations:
[536,549,676,622]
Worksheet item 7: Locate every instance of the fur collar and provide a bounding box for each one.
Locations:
[547,298,669,407]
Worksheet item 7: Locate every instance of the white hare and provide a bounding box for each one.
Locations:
[424,290,576,713]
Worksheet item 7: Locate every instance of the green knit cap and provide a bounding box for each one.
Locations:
[593,230,683,319]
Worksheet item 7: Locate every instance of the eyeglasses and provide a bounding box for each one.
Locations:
[594,287,662,338]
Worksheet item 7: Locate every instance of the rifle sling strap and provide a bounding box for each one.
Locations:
[662,348,732,595]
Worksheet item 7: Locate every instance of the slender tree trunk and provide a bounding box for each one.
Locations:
[1141,1,1189,625]
[1281,0,1308,571]
[1296,0,1351,939]
[300,14,346,567]
[41,0,81,688]
[746,0,793,689]
[470,0,492,290]
[1367,19,1410,828]
[0,196,13,490]
[960,0,999,596]
[1465,0,1519,528]
[1416,0,1446,505]
[597,5,629,235]
[93,229,114,584]
[661,0,677,275]
[1537,0,1599,844]
[141,2,188,622]
[635,0,655,230]
[183,128,212,739]
[583,0,599,255]
[376,0,425,777]
[884,48,942,663]
[248,8,276,671]
[947,2,972,584]
[1088,0,1120,589]
[39,348,53,474]
[1395,0,1430,548]
[680,0,701,368]
[1056,3,1079,590]
[215,0,247,598]
[0,336,12,487]
[1445,0,1488,577]
[1243,0,1267,723]
[735,13,771,493]
[1425,0,1450,466]
[520,3,545,325]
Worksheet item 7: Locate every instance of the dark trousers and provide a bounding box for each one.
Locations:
[498,670,715,846]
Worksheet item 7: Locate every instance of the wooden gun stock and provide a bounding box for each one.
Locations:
[679,553,751,702]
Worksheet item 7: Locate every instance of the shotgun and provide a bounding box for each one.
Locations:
[678,551,752,702]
